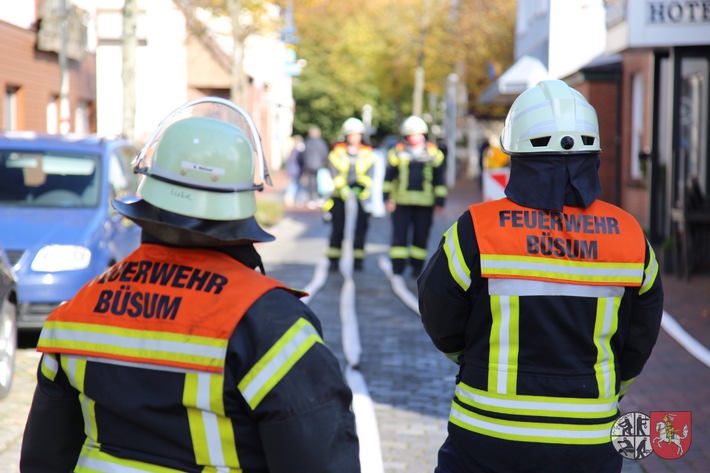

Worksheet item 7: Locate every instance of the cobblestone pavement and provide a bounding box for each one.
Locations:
[0,172,707,473]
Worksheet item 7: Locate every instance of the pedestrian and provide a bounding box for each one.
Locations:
[323,117,377,271]
[383,115,447,277]
[417,80,664,472]
[301,125,330,207]
[284,134,305,207]
[20,97,360,473]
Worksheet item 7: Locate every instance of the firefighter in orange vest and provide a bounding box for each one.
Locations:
[323,117,376,271]
[417,80,663,472]
[20,98,360,473]
[383,115,447,277]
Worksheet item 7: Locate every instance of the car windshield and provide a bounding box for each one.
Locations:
[0,151,100,208]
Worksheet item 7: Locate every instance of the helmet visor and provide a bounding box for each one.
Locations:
[133,97,271,192]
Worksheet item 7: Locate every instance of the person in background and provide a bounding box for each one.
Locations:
[284,134,305,208]
[417,80,663,473]
[301,125,330,208]
[383,115,447,277]
[323,117,376,271]
[20,97,360,473]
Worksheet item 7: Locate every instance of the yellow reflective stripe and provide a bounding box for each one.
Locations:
[238,318,323,410]
[76,444,195,473]
[62,356,99,449]
[480,254,644,284]
[434,185,448,197]
[409,245,428,260]
[382,181,393,192]
[639,242,659,295]
[327,247,342,258]
[619,377,635,397]
[594,297,620,399]
[455,383,618,419]
[40,353,59,381]
[40,321,228,372]
[184,372,240,469]
[488,295,519,394]
[444,222,471,291]
[450,401,614,445]
[353,249,366,259]
[389,246,409,259]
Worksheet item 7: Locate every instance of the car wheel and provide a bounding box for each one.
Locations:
[0,294,17,399]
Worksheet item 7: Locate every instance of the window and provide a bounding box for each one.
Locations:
[4,86,19,130]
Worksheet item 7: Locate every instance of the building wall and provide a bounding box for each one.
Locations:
[0,19,96,133]
[619,50,654,229]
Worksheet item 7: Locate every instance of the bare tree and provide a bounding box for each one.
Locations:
[122,0,138,140]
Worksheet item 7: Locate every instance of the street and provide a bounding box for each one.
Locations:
[0,176,708,473]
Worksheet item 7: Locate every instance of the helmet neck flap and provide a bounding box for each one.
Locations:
[504,153,601,211]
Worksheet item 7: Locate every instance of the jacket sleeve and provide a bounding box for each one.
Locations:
[417,211,479,362]
[20,354,86,473]
[432,148,448,207]
[382,148,399,201]
[229,289,360,473]
[618,240,664,397]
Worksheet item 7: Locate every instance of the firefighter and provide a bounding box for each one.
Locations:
[323,117,376,271]
[383,115,447,277]
[417,80,663,472]
[20,98,360,473]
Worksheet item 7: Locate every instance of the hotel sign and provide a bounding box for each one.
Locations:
[627,0,710,46]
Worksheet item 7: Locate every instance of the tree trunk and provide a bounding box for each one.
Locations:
[228,0,247,106]
[122,0,138,140]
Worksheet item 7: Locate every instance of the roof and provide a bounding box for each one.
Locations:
[479,55,550,106]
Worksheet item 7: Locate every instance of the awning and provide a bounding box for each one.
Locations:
[479,55,549,106]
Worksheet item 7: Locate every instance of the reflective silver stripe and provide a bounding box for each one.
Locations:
[639,242,658,295]
[488,278,624,297]
[40,353,59,380]
[40,322,226,371]
[455,384,618,418]
[444,222,471,290]
[495,296,512,394]
[596,298,616,398]
[195,372,226,466]
[481,255,643,280]
[450,402,613,445]
[239,318,323,409]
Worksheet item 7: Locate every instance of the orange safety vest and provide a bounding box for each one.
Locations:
[469,198,646,286]
[37,244,301,373]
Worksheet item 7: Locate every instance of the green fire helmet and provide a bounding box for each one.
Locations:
[500,79,601,155]
[342,117,366,136]
[114,97,274,245]
[400,115,428,136]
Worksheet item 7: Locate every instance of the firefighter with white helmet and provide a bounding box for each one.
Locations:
[418,80,663,472]
[383,115,447,277]
[323,117,376,270]
[21,97,360,473]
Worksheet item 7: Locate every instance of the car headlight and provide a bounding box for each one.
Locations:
[31,245,92,272]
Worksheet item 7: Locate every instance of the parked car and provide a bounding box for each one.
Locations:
[0,132,142,330]
[0,243,18,399]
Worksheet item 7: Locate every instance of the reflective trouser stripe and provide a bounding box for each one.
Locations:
[409,245,427,261]
[238,318,323,410]
[353,249,365,259]
[450,401,615,445]
[62,355,99,449]
[184,372,240,469]
[488,295,519,394]
[594,297,620,399]
[327,247,342,258]
[389,246,409,259]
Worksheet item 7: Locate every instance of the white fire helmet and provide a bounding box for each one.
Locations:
[342,117,366,136]
[400,115,428,136]
[500,79,601,155]
[131,97,271,221]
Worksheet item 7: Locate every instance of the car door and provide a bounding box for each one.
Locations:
[107,145,141,259]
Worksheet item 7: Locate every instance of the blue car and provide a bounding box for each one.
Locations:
[0,132,142,329]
